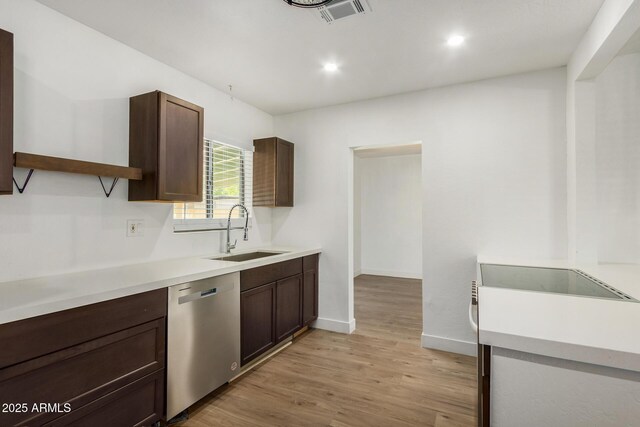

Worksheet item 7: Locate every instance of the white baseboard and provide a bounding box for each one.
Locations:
[354,268,362,277]
[359,268,422,280]
[313,317,356,334]
[421,333,476,356]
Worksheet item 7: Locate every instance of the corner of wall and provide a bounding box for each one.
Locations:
[313,317,356,334]
[421,333,476,357]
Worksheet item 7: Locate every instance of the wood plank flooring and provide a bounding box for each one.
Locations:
[174,275,477,427]
[353,274,425,346]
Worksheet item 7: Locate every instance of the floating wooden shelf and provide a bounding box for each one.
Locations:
[14,152,142,180]
[12,152,142,197]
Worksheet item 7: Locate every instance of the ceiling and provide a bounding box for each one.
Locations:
[36,0,604,115]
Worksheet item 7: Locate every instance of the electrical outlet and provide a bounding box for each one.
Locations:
[127,219,145,237]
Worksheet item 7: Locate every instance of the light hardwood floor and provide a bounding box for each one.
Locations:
[175,275,477,427]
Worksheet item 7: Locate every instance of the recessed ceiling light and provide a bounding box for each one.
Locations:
[447,34,465,47]
[323,62,338,72]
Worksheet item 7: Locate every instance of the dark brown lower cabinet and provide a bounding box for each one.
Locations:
[0,289,166,427]
[302,254,319,325]
[275,275,303,342]
[241,282,276,366]
[43,371,164,427]
[478,344,491,427]
[240,254,319,366]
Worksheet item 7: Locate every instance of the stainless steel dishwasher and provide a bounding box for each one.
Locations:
[167,272,240,420]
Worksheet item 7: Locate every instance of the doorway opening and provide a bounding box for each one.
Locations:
[349,142,423,345]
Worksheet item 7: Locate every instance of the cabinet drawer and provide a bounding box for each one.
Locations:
[43,370,164,427]
[240,258,302,291]
[0,289,167,369]
[0,319,165,427]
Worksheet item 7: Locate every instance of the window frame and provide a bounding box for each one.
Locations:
[173,138,252,233]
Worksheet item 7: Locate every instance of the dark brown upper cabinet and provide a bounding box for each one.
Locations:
[129,91,204,202]
[0,28,13,195]
[253,137,294,207]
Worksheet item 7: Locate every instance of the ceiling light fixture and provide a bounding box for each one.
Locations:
[447,34,465,47]
[323,62,338,72]
[282,0,335,8]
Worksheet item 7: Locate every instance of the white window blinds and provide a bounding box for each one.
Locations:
[173,139,253,232]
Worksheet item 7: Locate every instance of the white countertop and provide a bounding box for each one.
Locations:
[477,257,640,371]
[0,246,321,326]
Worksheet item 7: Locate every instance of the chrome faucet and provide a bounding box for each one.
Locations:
[226,204,249,253]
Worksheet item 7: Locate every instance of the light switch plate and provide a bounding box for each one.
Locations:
[127,219,145,237]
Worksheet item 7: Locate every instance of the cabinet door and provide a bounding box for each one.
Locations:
[302,255,319,325]
[302,270,318,325]
[275,274,302,342]
[158,92,203,202]
[252,138,276,207]
[275,139,294,206]
[241,282,276,366]
[0,29,13,195]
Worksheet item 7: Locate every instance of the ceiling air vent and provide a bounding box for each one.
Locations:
[314,0,372,24]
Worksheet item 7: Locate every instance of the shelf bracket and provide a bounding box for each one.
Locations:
[12,169,34,194]
[98,176,119,198]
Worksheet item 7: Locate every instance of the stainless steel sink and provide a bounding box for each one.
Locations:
[209,251,286,262]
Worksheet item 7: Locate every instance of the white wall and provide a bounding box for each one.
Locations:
[566,0,640,263]
[595,53,640,262]
[0,0,274,282]
[273,68,567,353]
[357,154,422,279]
[353,156,362,275]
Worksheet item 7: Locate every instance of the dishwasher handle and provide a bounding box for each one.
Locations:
[179,288,217,304]
[174,281,235,305]
[201,288,217,297]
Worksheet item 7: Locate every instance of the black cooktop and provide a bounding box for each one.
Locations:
[480,264,634,301]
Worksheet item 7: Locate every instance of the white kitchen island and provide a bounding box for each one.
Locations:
[476,258,640,427]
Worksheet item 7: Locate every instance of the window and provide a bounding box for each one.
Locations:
[173,139,252,232]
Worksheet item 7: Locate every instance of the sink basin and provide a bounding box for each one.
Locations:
[209,251,286,262]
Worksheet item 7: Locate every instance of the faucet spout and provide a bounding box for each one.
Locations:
[226,204,250,254]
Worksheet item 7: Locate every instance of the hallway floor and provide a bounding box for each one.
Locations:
[176,275,477,426]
